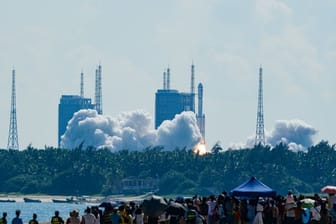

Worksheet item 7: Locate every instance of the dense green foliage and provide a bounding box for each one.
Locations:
[0,141,335,196]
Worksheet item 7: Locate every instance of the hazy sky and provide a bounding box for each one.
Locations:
[0,0,335,150]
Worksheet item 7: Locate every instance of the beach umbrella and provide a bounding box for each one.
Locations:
[175,196,184,203]
[142,195,168,217]
[98,201,118,209]
[165,201,187,216]
[300,198,315,209]
[321,185,336,194]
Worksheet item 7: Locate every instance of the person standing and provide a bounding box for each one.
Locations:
[0,212,7,224]
[66,210,80,224]
[185,202,199,224]
[81,207,97,224]
[285,192,296,224]
[11,210,23,224]
[310,201,321,224]
[199,197,209,218]
[111,208,122,224]
[207,195,217,224]
[101,208,113,224]
[253,200,264,224]
[29,214,39,224]
[329,204,336,224]
[51,211,65,224]
[134,207,144,224]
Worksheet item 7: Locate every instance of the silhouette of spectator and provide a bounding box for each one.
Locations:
[29,214,38,224]
[51,211,65,224]
[11,210,23,224]
[0,212,7,224]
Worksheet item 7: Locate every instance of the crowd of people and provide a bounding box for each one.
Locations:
[1,192,336,224]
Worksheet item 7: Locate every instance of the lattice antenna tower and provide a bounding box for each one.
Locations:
[7,69,19,150]
[255,66,265,145]
[95,64,103,115]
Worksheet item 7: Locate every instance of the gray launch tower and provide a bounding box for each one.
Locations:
[7,69,19,150]
[255,66,265,145]
[95,64,103,115]
[197,83,205,140]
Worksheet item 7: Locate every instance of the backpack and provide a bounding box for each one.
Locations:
[186,209,197,223]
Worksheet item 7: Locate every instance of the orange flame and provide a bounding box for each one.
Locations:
[193,140,207,155]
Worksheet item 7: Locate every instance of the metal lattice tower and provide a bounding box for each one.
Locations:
[95,64,103,115]
[7,69,19,150]
[255,66,265,146]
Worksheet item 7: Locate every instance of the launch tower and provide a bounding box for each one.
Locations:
[197,83,205,140]
[95,64,103,115]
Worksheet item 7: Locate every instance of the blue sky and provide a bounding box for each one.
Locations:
[0,0,335,149]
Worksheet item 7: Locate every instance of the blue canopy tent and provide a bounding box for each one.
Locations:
[230,176,276,198]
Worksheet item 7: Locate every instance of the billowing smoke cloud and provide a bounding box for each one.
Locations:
[266,119,317,151]
[61,109,202,151]
[156,112,202,150]
[229,119,317,151]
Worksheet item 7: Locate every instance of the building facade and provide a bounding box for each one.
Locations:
[58,95,94,147]
[155,89,195,129]
[122,177,159,194]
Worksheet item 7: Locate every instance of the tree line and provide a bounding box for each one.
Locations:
[0,140,335,196]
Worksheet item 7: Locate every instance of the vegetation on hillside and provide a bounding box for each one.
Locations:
[0,140,335,196]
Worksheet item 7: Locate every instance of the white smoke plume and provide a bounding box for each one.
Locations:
[266,119,317,151]
[156,112,202,150]
[229,119,317,151]
[61,109,202,151]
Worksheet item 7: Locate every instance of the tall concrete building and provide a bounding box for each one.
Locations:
[155,89,195,128]
[155,64,205,139]
[58,95,94,147]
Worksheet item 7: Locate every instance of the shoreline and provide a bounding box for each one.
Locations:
[0,194,103,203]
[0,192,154,204]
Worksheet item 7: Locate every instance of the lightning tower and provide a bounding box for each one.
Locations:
[80,71,84,98]
[191,63,195,94]
[163,71,167,89]
[95,64,102,115]
[255,66,265,145]
[166,67,170,90]
[7,69,19,150]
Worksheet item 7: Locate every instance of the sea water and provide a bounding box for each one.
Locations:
[0,202,99,223]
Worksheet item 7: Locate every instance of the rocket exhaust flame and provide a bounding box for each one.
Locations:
[193,140,207,155]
